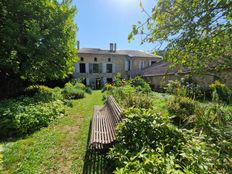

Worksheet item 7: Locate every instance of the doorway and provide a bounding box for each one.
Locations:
[95,78,101,89]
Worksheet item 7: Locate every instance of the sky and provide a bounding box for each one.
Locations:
[74,0,157,52]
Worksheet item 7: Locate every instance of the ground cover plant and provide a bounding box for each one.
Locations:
[103,77,232,174]
[0,85,65,139]
[0,91,104,173]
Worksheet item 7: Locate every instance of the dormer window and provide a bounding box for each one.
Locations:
[94,57,97,62]
[81,57,84,61]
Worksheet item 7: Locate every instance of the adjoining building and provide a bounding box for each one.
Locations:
[142,61,232,88]
[74,42,161,89]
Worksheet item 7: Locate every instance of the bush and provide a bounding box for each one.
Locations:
[165,77,211,101]
[114,73,126,87]
[109,108,216,174]
[209,80,232,104]
[130,76,151,93]
[0,95,65,139]
[24,85,63,101]
[124,94,153,109]
[62,82,85,99]
[167,96,198,127]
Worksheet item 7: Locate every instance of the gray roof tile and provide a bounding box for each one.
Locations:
[78,48,162,58]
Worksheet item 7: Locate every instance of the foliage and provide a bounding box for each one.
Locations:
[62,82,85,99]
[102,83,115,93]
[1,91,104,174]
[114,73,126,87]
[109,108,218,174]
[24,85,63,100]
[0,92,65,139]
[165,77,209,101]
[168,96,198,128]
[209,80,232,104]
[123,94,153,109]
[130,76,152,93]
[0,0,77,82]
[165,80,186,96]
[129,0,232,72]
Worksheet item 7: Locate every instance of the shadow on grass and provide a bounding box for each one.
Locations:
[83,120,115,174]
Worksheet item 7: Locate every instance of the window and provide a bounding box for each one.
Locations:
[151,61,156,65]
[94,57,97,62]
[80,63,86,73]
[106,64,113,73]
[108,58,111,62]
[93,64,99,73]
[81,57,84,61]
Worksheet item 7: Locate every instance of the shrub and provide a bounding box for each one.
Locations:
[109,108,216,174]
[165,80,187,96]
[209,80,232,104]
[114,73,126,87]
[102,83,115,93]
[85,87,92,94]
[0,95,65,139]
[167,96,198,127]
[130,76,151,93]
[124,94,153,109]
[111,108,184,156]
[62,82,85,99]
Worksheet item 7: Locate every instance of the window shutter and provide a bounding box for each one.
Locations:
[75,63,80,73]
[103,63,106,73]
[125,61,129,71]
[86,63,89,73]
[112,64,116,73]
[99,63,103,73]
[149,60,152,66]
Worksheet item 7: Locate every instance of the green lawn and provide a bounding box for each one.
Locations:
[0,90,103,174]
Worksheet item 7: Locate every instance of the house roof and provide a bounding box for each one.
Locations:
[142,61,191,77]
[78,48,162,58]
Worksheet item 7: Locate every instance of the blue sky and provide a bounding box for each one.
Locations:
[74,0,157,51]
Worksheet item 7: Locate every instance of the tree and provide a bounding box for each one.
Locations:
[129,0,232,72]
[0,0,77,82]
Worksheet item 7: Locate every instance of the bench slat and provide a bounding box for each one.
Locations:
[89,96,122,150]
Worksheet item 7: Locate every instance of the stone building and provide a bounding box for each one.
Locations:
[142,61,232,88]
[73,43,161,89]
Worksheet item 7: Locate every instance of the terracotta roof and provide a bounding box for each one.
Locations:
[78,48,162,58]
[142,61,190,77]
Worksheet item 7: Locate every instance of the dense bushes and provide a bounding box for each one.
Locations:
[109,108,219,174]
[107,76,232,173]
[165,78,232,104]
[0,81,92,139]
[168,96,197,128]
[0,86,65,139]
[209,80,232,104]
[62,81,91,99]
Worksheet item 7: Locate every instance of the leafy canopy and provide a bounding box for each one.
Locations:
[0,0,78,82]
[129,0,232,72]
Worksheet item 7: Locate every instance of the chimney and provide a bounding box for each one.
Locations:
[77,40,80,50]
[109,43,114,52]
[114,43,117,52]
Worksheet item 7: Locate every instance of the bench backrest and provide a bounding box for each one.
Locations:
[106,96,122,125]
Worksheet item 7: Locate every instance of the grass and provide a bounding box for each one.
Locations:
[0,90,103,174]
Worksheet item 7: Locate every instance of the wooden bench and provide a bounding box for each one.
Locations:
[89,96,122,150]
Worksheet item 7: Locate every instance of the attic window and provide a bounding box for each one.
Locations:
[94,57,97,62]
[81,57,84,61]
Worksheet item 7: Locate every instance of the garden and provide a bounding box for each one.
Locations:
[102,75,232,174]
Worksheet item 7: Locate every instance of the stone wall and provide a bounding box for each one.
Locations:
[144,70,232,89]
